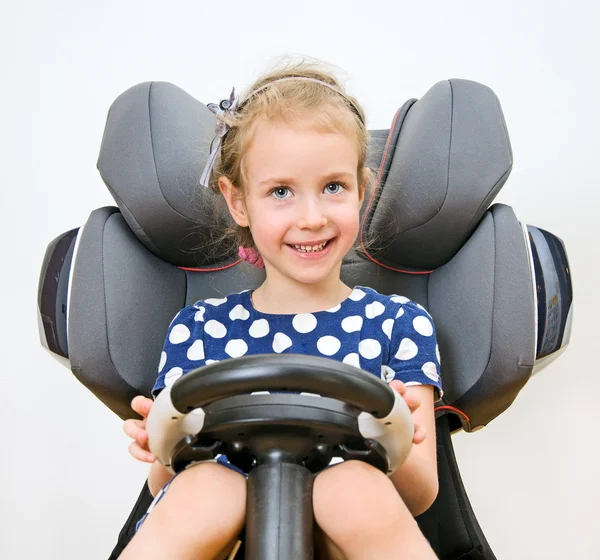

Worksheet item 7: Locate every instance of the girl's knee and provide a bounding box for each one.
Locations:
[313,460,406,540]
[167,462,247,521]
[314,460,395,505]
[130,463,246,557]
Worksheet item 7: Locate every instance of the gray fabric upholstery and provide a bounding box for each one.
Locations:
[68,208,188,418]
[366,79,513,270]
[97,82,234,267]
[429,204,535,428]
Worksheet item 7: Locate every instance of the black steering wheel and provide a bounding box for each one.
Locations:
[146,354,413,560]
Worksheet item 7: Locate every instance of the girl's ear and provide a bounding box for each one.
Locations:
[218,176,249,227]
[358,167,371,205]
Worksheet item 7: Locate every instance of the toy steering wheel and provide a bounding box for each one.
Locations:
[146,354,414,560]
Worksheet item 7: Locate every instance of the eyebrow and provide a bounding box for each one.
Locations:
[258,171,355,187]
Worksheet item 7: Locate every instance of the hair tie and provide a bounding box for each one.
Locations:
[199,87,240,188]
[238,246,265,269]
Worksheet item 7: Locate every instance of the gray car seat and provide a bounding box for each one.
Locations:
[37,78,573,559]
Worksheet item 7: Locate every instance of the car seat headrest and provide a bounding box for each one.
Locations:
[97,82,234,268]
[97,79,512,270]
[363,79,513,270]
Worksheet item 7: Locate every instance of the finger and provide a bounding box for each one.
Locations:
[123,420,148,446]
[131,395,153,416]
[389,380,406,395]
[131,395,153,417]
[412,424,426,445]
[402,392,421,414]
[128,441,156,463]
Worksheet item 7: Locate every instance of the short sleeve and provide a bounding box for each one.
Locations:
[386,300,443,402]
[152,303,207,398]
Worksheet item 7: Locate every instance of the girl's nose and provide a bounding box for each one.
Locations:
[296,197,328,230]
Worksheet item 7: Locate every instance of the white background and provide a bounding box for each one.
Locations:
[1,1,598,558]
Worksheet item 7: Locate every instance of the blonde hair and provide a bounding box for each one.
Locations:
[208,58,371,250]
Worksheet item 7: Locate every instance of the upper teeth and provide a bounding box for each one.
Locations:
[293,242,326,252]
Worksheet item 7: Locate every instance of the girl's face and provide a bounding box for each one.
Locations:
[220,118,366,290]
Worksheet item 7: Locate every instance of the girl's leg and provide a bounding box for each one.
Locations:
[120,462,246,560]
[313,460,437,560]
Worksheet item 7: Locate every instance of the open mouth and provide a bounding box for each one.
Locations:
[288,239,332,253]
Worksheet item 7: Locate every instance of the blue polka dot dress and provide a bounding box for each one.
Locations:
[154,286,442,399]
[137,287,443,533]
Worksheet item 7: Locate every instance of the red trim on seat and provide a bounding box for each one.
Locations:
[434,405,470,423]
[360,109,433,276]
[179,259,242,272]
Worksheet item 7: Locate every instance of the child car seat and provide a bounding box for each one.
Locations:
[37,78,573,559]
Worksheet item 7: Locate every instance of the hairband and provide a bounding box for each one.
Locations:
[199,76,363,188]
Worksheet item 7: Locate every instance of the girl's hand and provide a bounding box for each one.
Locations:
[123,395,156,463]
[389,380,425,445]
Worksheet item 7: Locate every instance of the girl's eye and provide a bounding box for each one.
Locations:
[271,187,291,199]
[324,182,345,195]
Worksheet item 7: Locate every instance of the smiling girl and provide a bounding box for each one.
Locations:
[122,60,442,560]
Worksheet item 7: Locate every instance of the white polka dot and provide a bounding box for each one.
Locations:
[225,339,248,358]
[436,344,441,363]
[187,340,205,361]
[349,288,366,301]
[317,336,341,356]
[164,367,183,386]
[359,338,381,359]
[395,338,418,360]
[249,319,270,338]
[343,353,361,368]
[158,351,166,372]
[326,304,341,312]
[273,332,292,353]
[204,320,227,338]
[365,301,385,319]
[395,307,404,319]
[422,362,439,382]
[292,313,317,333]
[341,315,363,333]
[382,318,394,339]
[404,381,423,387]
[194,307,205,322]
[413,316,433,336]
[205,297,227,306]
[300,392,321,397]
[229,304,250,321]
[391,295,410,304]
[381,365,395,382]
[169,324,190,344]
[205,359,219,365]
[251,391,270,395]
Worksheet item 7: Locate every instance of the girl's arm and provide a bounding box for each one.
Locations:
[388,384,439,517]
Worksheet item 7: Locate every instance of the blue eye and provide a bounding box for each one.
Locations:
[324,182,345,195]
[272,187,290,199]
